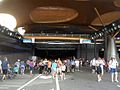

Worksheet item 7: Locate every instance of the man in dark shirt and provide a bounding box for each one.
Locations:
[2,57,9,80]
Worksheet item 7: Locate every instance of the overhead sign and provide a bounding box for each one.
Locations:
[23,38,32,43]
[80,39,91,44]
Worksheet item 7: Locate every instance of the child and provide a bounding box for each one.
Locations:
[20,64,25,75]
[51,60,57,79]
[13,65,19,75]
[8,67,14,79]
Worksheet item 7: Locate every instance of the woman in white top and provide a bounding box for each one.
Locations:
[61,63,66,80]
[109,57,119,82]
[90,58,96,74]
[75,59,80,71]
[95,57,104,82]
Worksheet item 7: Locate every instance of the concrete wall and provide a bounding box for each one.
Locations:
[77,44,103,61]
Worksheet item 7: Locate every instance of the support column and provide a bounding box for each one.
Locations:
[32,43,36,56]
[77,44,80,58]
[85,44,87,60]
[107,35,118,61]
[104,33,108,62]
[94,40,97,59]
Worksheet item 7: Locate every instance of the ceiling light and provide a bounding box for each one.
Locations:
[9,32,13,36]
[111,28,114,31]
[91,37,94,40]
[1,30,4,32]
[90,18,120,40]
[118,49,120,51]
[118,25,120,29]
[114,27,117,30]
[112,23,115,26]
[0,0,3,2]
[99,33,102,36]
[101,48,104,51]
[116,37,120,40]
[0,13,17,31]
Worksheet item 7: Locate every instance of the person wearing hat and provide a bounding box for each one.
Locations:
[109,57,119,82]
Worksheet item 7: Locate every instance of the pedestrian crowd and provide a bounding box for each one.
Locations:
[90,57,119,82]
[0,55,119,83]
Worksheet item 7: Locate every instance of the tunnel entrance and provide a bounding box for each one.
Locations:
[35,49,76,59]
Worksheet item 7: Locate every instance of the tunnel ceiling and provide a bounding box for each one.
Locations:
[0,0,119,34]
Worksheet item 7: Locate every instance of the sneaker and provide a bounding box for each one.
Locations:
[98,79,101,82]
[115,80,119,82]
[52,76,55,79]
[112,80,114,82]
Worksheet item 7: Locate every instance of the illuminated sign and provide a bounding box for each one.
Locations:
[23,39,32,43]
[80,39,91,44]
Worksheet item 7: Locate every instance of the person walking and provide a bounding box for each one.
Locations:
[61,63,66,80]
[28,59,35,76]
[95,57,104,82]
[51,60,57,79]
[0,56,2,74]
[90,58,96,74]
[20,61,26,75]
[47,59,52,75]
[14,59,21,74]
[108,57,119,82]
[75,59,80,71]
[2,57,9,80]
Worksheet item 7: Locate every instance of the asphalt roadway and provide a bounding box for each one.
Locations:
[0,67,120,90]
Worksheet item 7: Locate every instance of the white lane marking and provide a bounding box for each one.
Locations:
[0,87,9,89]
[117,85,120,87]
[0,85,20,87]
[39,75,52,79]
[55,75,60,90]
[17,74,41,90]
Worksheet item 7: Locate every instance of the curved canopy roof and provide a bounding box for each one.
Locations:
[0,0,120,34]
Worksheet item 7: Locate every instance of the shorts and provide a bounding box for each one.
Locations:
[29,66,33,71]
[110,68,117,73]
[96,66,102,74]
[3,69,8,75]
[62,71,65,73]
[92,66,95,70]
[14,72,18,74]
[75,66,79,69]
[52,68,57,73]
[71,65,75,69]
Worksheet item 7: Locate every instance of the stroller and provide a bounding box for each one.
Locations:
[7,68,15,80]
